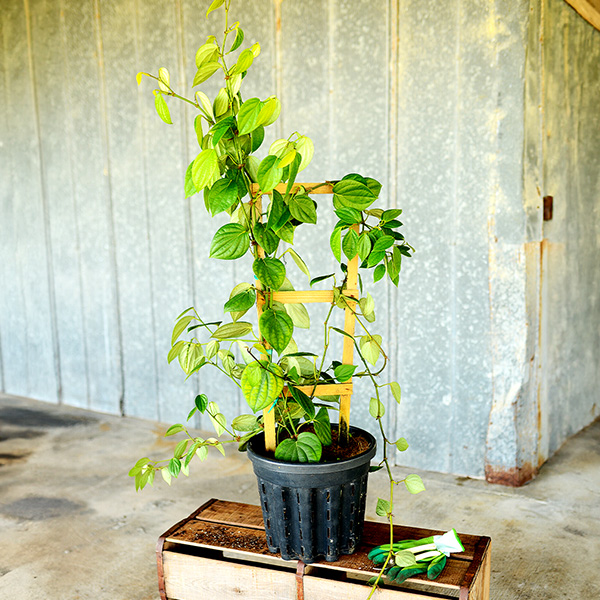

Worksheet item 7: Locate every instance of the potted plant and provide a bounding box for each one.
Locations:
[130,0,424,570]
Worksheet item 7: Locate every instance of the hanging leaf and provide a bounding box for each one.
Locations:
[207,177,238,215]
[213,87,229,117]
[369,397,385,419]
[373,235,395,253]
[375,497,390,517]
[259,308,294,354]
[253,222,280,255]
[360,334,382,366]
[192,148,219,191]
[288,386,315,418]
[207,401,226,436]
[358,232,372,261]
[209,223,250,260]
[257,155,283,193]
[284,303,310,329]
[158,67,170,92]
[224,288,256,313]
[288,194,317,224]
[342,228,359,260]
[390,381,402,404]
[334,207,362,225]
[295,136,314,171]
[231,48,254,74]
[237,97,262,135]
[274,431,322,463]
[195,90,214,120]
[313,406,332,446]
[253,257,286,290]
[395,437,409,452]
[332,178,376,210]
[195,394,208,413]
[154,93,172,124]
[228,27,245,53]
[404,474,425,494]
[241,361,284,412]
[193,61,221,86]
[231,414,258,431]
[334,364,357,383]
[373,263,386,282]
[206,0,225,18]
[330,227,342,262]
[211,321,253,340]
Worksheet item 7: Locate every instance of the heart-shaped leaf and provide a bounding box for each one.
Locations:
[259,308,293,354]
[241,361,284,412]
[274,431,322,463]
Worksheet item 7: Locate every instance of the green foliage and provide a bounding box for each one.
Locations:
[274,431,322,463]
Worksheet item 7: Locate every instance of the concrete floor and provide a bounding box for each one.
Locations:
[0,393,598,600]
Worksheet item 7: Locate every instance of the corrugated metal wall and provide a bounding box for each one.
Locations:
[1,0,599,479]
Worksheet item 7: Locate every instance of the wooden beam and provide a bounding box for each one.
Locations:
[250,182,334,196]
[266,289,359,304]
[564,0,600,31]
[283,383,353,397]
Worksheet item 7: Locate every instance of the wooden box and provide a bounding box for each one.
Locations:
[157,498,491,600]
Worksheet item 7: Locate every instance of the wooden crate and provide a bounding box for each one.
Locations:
[157,499,491,600]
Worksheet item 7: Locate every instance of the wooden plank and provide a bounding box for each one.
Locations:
[166,518,470,589]
[251,182,334,195]
[283,383,353,397]
[198,499,266,530]
[459,538,491,600]
[192,499,480,559]
[304,575,444,600]
[564,0,600,31]
[163,551,297,600]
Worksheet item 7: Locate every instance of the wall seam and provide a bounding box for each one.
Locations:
[23,0,62,403]
[93,0,125,414]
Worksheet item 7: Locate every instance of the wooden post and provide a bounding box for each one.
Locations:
[339,224,359,446]
[253,193,277,453]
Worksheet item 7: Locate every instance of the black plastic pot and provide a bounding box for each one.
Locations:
[247,426,376,563]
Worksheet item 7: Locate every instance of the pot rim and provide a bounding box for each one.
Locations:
[247,424,377,473]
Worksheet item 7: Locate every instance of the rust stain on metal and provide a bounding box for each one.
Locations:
[485,462,537,486]
[543,195,553,220]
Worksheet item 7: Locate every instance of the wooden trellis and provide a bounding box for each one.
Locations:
[251,183,359,452]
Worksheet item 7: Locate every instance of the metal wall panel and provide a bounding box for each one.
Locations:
[1,0,599,479]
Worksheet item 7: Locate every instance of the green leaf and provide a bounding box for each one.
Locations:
[174,439,189,459]
[171,315,194,345]
[231,48,254,74]
[267,189,289,231]
[333,179,376,210]
[373,263,386,282]
[404,474,425,494]
[229,27,244,53]
[373,235,395,253]
[206,0,225,18]
[274,431,322,463]
[284,303,310,329]
[360,335,381,366]
[241,361,284,412]
[334,364,357,383]
[165,424,184,437]
[295,136,314,171]
[213,87,229,117]
[211,321,253,340]
[259,308,294,354]
[195,42,219,69]
[253,257,286,290]
[342,228,359,260]
[210,223,250,260]
[358,232,372,261]
[310,273,334,287]
[253,222,280,255]
[330,227,342,262]
[395,437,409,452]
[367,250,386,268]
[192,148,219,191]
[231,414,259,431]
[237,97,262,135]
[224,288,256,313]
[184,161,198,198]
[287,249,310,278]
[359,293,376,323]
[314,406,332,446]
[161,468,172,486]
[195,394,208,413]
[168,457,181,477]
[207,177,238,215]
[390,381,402,404]
[375,497,391,517]
[334,207,362,225]
[196,445,208,461]
[154,93,172,124]
[395,550,418,568]
[382,208,402,222]
[178,342,205,375]
[369,397,385,419]
[288,386,315,418]
[207,401,226,436]
[257,155,283,193]
[193,61,221,86]
[167,340,185,364]
[288,194,317,224]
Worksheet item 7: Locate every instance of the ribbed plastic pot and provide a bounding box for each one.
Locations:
[247,426,376,563]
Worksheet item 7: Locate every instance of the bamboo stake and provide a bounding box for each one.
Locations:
[253,193,277,453]
[339,224,360,446]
